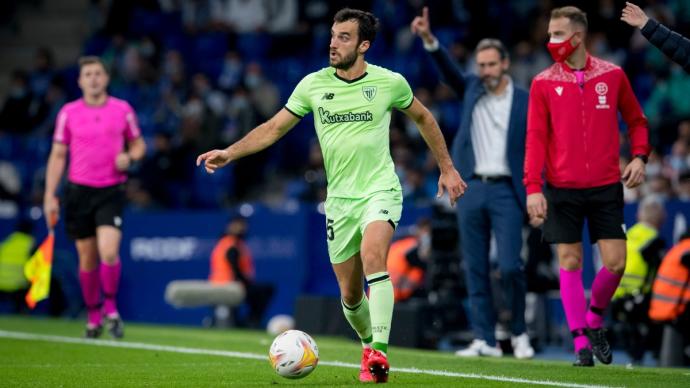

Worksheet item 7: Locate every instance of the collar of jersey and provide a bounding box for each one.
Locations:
[333,71,369,84]
[561,53,593,73]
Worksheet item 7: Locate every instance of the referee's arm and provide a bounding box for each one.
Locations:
[44,142,67,228]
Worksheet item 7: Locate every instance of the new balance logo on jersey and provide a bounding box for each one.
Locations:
[318,107,373,125]
[322,93,335,100]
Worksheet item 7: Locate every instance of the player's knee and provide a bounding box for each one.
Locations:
[559,252,582,270]
[78,254,99,271]
[341,289,363,307]
[604,256,626,275]
[100,252,119,265]
[360,250,386,272]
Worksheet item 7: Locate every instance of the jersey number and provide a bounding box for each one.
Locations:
[326,218,335,241]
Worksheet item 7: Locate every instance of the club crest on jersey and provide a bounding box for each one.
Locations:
[595,82,608,95]
[595,82,610,109]
[362,86,377,101]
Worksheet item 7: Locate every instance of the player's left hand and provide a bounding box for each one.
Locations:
[115,152,131,171]
[438,168,467,207]
[622,157,646,188]
[196,149,232,174]
[621,2,649,29]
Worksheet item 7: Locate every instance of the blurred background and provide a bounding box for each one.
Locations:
[1,0,690,366]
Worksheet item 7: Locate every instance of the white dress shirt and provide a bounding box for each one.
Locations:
[471,78,513,177]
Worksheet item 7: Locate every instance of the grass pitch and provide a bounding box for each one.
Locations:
[0,315,688,387]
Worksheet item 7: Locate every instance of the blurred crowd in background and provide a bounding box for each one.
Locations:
[2,0,690,214]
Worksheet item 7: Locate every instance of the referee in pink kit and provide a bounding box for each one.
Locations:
[525,7,649,366]
[43,56,146,339]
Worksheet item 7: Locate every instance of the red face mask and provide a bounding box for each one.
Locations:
[547,35,580,63]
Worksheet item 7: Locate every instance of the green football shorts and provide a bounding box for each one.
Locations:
[324,189,403,264]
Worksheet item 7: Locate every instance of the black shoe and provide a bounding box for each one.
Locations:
[105,316,125,339]
[84,325,103,339]
[573,348,594,367]
[587,328,612,364]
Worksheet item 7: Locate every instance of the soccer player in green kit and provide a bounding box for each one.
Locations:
[197,8,466,383]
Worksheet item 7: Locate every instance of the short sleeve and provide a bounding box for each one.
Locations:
[391,73,414,110]
[124,103,141,141]
[284,75,313,118]
[53,108,70,145]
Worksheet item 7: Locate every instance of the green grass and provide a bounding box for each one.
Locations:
[0,316,688,387]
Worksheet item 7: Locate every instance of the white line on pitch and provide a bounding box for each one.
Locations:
[0,330,617,388]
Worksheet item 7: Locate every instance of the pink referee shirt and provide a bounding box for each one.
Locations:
[53,96,141,188]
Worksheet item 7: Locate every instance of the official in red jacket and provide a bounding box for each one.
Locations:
[524,6,650,367]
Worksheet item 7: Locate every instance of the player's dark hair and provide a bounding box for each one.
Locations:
[475,38,509,61]
[78,56,109,74]
[333,8,379,46]
[551,6,588,31]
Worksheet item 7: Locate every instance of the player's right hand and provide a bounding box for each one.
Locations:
[196,149,231,174]
[43,195,59,230]
[529,215,545,228]
[410,7,436,46]
[526,193,548,221]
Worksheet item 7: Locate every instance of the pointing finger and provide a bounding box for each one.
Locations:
[196,153,208,166]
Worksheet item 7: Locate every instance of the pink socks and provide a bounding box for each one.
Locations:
[79,260,122,327]
[79,268,102,327]
[586,267,622,329]
[559,268,590,351]
[560,266,623,351]
[100,260,121,318]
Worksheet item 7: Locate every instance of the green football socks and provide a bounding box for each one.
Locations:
[342,294,373,347]
[366,271,393,354]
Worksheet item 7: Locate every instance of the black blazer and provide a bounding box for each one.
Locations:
[642,18,690,73]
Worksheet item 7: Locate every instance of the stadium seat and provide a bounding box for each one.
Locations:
[82,34,112,56]
[194,33,228,61]
[128,8,166,38]
[236,33,270,61]
[191,163,233,208]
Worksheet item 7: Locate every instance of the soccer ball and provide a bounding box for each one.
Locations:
[269,330,319,379]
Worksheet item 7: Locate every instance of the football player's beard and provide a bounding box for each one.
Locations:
[483,76,501,91]
[330,50,358,70]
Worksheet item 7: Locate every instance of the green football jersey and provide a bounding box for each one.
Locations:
[285,63,414,199]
